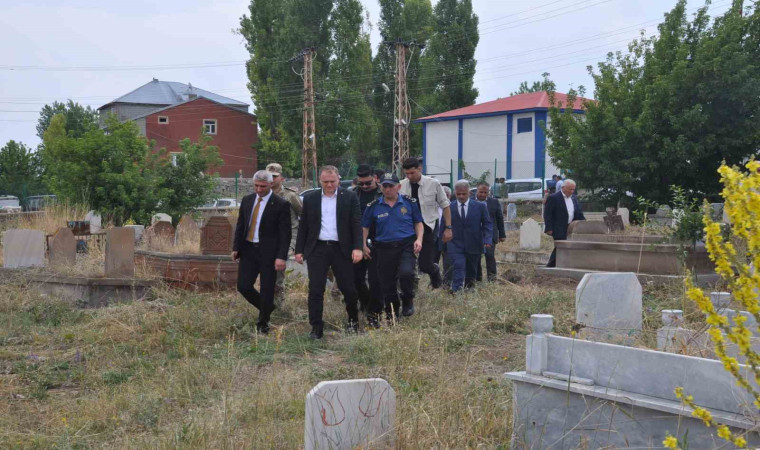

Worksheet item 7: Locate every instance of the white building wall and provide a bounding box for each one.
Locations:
[511,112,535,179]
[425,120,459,184]
[544,114,559,178]
[462,115,507,184]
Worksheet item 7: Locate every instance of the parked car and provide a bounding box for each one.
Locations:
[503,178,553,201]
[24,194,57,212]
[299,187,321,202]
[0,195,22,213]
[198,198,239,209]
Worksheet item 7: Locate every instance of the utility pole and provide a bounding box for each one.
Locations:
[291,47,318,188]
[385,39,423,176]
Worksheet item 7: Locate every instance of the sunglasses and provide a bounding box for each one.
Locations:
[356,181,374,187]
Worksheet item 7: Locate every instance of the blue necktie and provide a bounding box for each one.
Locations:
[460,202,466,220]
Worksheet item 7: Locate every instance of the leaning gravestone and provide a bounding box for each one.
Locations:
[175,214,201,245]
[305,379,396,450]
[506,203,518,221]
[49,227,76,267]
[105,227,135,278]
[84,210,102,233]
[201,216,234,255]
[519,218,542,250]
[576,272,642,345]
[2,229,45,268]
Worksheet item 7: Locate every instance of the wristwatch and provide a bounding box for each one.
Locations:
[445,225,452,229]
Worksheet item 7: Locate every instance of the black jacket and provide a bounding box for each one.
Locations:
[543,191,585,240]
[484,197,506,244]
[295,188,362,259]
[233,192,291,261]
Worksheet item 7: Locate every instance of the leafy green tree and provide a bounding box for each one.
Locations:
[546,0,760,204]
[0,140,44,201]
[419,0,479,114]
[510,72,556,96]
[36,100,97,140]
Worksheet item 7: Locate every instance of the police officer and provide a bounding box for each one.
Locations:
[353,164,383,326]
[362,172,423,320]
[266,162,302,303]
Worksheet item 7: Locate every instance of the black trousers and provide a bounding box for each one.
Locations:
[306,242,358,327]
[354,254,383,315]
[547,236,565,267]
[375,238,416,317]
[417,224,442,288]
[236,241,276,327]
[477,243,497,282]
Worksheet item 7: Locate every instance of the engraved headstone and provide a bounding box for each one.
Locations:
[201,216,234,255]
[506,203,518,221]
[49,227,76,266]
[105,227,135,278]
[2,229,45,268]
[175,214,200,244]
[519,218,541,250]
[305,379,396,450]
[576,272,642,345]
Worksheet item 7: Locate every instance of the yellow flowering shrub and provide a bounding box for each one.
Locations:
[677,161,760,449]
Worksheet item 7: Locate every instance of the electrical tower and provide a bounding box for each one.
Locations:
[291,47,318,188]
[386,39,423,175]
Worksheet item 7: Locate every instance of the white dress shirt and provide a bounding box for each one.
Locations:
[564,194,575,224]
[249,190,272,243]
[458,198,470,220]
[399,175,451,230]
[319,190,339,241]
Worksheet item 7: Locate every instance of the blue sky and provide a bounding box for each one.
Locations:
[0,0,731,149]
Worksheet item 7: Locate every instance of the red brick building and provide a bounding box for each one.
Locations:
[98,79,258,177]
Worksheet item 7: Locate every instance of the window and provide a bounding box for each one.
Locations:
[170,152,182,167]
[158,116,169,124]
[506,182,542,193]
[216,200,231,207]
[203,119,217,135]
[516,117,533,133]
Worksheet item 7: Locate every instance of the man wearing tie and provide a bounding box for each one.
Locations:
[445,180,493,292]
[295,166,364,339]
[232,170,292,334]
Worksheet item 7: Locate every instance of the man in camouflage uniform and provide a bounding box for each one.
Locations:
[267,163,302,303]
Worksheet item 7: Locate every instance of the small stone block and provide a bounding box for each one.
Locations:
[531,314,554,334]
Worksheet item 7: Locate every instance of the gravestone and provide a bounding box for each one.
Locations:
[519,218,541,250]
[124,225,145,244]
[84,210,102,233]
[201,216,234,255]
[567,220,608,236]
[2,229,45,268]
[617,207,630,226]
[146,221,175,248]
[105,227,135,278]
[506,203,517,221]
[709,203,724,221]
[603,210,625,233]
[49,227,76,266]
[175,214,200,245]
[151,213,172,225]
[305,379,395,449]
[576,272,642,345]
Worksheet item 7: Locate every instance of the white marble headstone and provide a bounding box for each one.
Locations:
[84,210,102,233]
[519,218,541,250]
[576,272,642,345]
[305,379,395,449]
[506,203,518,221]
[617,207,630,226]
[3,229,45,268]
[151,213,172,225]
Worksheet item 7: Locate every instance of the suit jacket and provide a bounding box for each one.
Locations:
[543,191,585,240]
[484,197,505,244]
[447,200,493,255]
[295,188,362,260]
[233,192,291,261]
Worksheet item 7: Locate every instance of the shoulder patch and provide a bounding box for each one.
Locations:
[401,195,417,203]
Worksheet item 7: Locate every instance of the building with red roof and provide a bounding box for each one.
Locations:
[414,91,588,183]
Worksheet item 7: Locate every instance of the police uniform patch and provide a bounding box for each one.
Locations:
[402,195,417,203]
[400,206,408,215]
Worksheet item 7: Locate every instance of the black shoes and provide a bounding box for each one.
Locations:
[256,322,270,334]
[367,314,381,329]
[345,321,359,335]
[401,302,415,317]
[309,325,324,340]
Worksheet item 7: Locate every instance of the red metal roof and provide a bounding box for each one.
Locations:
[416,91,589,121]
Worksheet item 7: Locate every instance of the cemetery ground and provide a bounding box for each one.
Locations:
[0,261,707,448]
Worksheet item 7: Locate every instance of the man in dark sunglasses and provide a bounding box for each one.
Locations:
[353,164,383,327]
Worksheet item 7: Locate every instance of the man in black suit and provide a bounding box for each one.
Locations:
[232,170,292,334]
[543,179,585,267]
[474,181,505,282]
[295,165,364,339]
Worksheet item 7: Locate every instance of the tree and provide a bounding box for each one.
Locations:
[510,72,556,96]
[546,0,760,204]
[419,0,479,114]
[0,140,44,201]
[36,100,97,140]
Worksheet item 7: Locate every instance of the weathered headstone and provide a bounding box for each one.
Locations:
[105,227,135,278]
[576,272,642,345]
[519,218,541,250]
[305,379,396,450]
[603,211,625,233]
[617,207,630,226]
[84,210,102,233]
[49,227,76,266]
[124,225,145,244]
[151,213,172,225]
[2,229,45,268]
[201,216,234,255]
[175,214,200,245]
[146,221,175,248]
[506,203,517,221]
[568,220,608,236]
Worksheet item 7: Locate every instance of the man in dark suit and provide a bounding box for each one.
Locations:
[445,180,493,292]
[474,181,505,282]
[232,170,292,334]
[295,165,364,339]
[543,179,585,267]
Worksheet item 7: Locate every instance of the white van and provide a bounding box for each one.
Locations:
[504,178,551,201]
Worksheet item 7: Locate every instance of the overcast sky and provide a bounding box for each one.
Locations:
[0,0,730,149]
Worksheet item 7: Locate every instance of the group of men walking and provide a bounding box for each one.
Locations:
[232,158,506,339]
